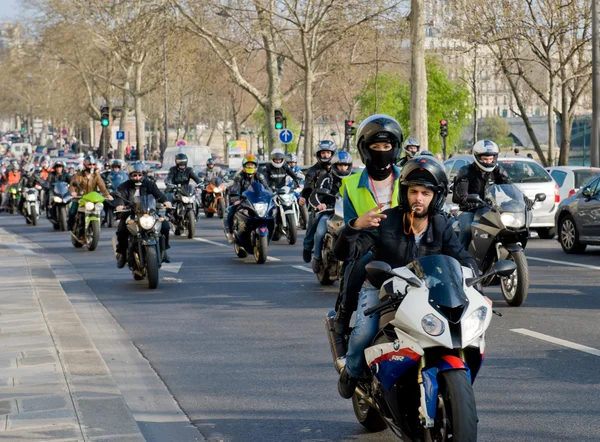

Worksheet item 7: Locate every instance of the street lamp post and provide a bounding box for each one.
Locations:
[592,0,600,167]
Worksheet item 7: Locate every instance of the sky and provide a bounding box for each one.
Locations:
[0,0,21,21]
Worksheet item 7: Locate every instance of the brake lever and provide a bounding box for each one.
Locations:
[493,309,503,317]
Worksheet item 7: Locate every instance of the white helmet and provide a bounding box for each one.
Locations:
[473,140,499,173]
[271,148,285,169]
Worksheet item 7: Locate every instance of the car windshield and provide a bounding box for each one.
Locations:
[574,169,600,188]
[499,160,552,183]
[486,184,526,212]
[406,255,469,310]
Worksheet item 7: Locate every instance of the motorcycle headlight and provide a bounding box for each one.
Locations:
[463,306,488,343]
[421,314,445,336]
[139,214,156,230]
[281,194,294,204]
[213,188,221,193]
[500,212,525,228]
[181,196,191,203]
[85,202,95,211]
[254,202,268,218]
[53,196,63,203]
[26,194,36,201]
[95,203,103,212]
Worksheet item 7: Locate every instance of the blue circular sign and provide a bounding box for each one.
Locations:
[278,129,293,144]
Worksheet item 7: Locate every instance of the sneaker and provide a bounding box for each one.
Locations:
[302,249,312,263]
[312,257,322,273]
[226,233,234,244]
[116,253,126,269]
[338,366,358,399]
[162,252,171,263]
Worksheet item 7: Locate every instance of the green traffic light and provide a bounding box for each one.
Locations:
[275,123,283,130]
[101,119,109,127]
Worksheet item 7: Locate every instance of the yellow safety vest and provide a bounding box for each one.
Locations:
[342,170,400,217]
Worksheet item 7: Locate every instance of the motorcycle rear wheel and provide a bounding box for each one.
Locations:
[71,233,84,248]
[286,214,297,245]
[145,246,159,289]
[500,250,528,306]
[234,243,247,258]
[352,393,387,432]
[86,221,100,251]
[205,210,215,218]
[425,370,477,442]
[254,234,268,264]
[186,211,195,239]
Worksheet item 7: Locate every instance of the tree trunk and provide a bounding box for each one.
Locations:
[558,80,572,166]
[231,93,240,140]
[206,124,216,147]
[134,63,145,161]
[547,75,555,166]
[410,0,428,151]
[472,47,478,145]
[303,68,314,165]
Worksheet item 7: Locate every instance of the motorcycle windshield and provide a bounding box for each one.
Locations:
[111,173,127,188]
[406,255,469,314]
[486,184,526,213]
[242,182,272,204]
[135,194,156,214]
[81,191,105,203]
[53,182,69,195]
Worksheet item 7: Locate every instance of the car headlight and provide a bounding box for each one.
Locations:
[53,196,63,203]
[421,314,445,336]
[501,212,525,228]
[254,202,268,218]
[85,202,95,211]
[463,306,488,343]
[181,196,191,203]
[95,203,103,212]
[139,214,156,230]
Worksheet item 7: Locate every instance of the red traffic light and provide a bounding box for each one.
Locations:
[440,120,447,126]
[346,120,354,126]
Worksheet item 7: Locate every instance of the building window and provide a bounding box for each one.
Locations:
[502,109,508,117]
[535,109,540,116]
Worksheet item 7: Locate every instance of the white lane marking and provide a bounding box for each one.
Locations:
[512,328,600,357]
[193,237,228,248]
[161,262,183,274]
[528,256,600,271]
[292,265,313,273]
[266,256,281,262]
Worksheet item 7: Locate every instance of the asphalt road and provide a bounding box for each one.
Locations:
[1,212,600,442]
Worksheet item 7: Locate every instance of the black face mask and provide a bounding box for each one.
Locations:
[367,149,395,180]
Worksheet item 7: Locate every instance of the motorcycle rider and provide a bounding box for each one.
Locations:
[285,153,304,180]
[454,140,512,250]
[114,163,173,268]
[39,160,50,181]
[223,153,269,243]
[301,140,337,263]
[263,148,302,191]
[334,156,478,398]
[108,160,128,189]
[199,158,227,208]
[397,137,420,167]
[165,153,202,200]
[309,151,353,273]
[67,155,113,230]
[18,163,46,215]
[47,161,71,216]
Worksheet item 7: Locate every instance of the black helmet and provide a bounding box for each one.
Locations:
[402,138,421,159]
[111,160,122,168]
[315,140,336,164]
[54,161,65,168]
[398,157,448,214]
[175,153,188,167]
[206,158,215,167]
[83,155,96,170]
[331,151,353,178]
[356,114,403,166]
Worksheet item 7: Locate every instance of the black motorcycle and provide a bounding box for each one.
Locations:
[48,181,71,231]
[458,183,545,306]
[113,185,164,289]
[166,184,196,239]
[314,190,344,285]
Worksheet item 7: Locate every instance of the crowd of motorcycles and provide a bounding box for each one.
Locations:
[2,151,549,442]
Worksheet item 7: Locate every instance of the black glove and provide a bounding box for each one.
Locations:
[524,196,534,211]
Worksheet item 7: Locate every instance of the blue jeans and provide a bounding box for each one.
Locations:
[303,211,320,252]
[458,211,475,251]
[67,201,78,230]
[313,213,330,260]
[345,282,380,379]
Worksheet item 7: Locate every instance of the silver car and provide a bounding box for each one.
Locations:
[445,155,559,239]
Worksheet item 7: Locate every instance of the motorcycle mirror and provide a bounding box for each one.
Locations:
[316,188,331,196]
[492,259,517,277]
[71,181,80,187]
[365,261,394,289]
[534,193,546,203]
[466,194,481,204]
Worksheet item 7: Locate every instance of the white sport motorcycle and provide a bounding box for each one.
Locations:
[22,185,41,226]
[326,255,516,441]
[272,185,300,245]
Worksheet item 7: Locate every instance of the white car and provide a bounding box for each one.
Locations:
[545,166,600,202]
[445,155,560,239]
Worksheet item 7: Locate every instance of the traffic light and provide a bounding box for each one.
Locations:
[274,109,285,130]
[101,106,110,127]
[345,120,355,138]
[440,119,448,138]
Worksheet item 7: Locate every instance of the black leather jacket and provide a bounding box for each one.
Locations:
[263,163,301,190]
[454,163,512,212]
[309,172,341,210]
[301,162,330,200]
[47,171,71,186]
[334,208,477,272]
[115,178,168,207]
[165,166,201,186]
[230,172,269,198]
[19,174,46,189]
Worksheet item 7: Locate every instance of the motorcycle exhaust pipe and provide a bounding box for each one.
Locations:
[325,310,347,374]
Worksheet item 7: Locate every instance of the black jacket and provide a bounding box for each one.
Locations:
[19,174,46,189]
[48,171,71,186]
[115,178,168,207]
[165,166,201,186]
[230,172,269,198]
[334,208,477,272]
[262,163,301,190]
[301,162,330,200]
[309,172,341,210]
[454,163,511,211]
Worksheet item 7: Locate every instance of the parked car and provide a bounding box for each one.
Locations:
[545,166,600,202]
[445,155,559,239]
[555,174,600,253]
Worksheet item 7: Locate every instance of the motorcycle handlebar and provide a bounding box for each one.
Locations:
[363,298,396,317]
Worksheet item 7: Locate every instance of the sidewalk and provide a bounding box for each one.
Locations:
[0,230,145,441]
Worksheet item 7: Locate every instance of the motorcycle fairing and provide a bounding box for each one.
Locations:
[421,357,472,421]
[366,342,422,390]
[257,226,269,237]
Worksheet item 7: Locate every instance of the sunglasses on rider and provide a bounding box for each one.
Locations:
[130,173,143,178]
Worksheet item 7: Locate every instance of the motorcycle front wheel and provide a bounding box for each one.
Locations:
[186,210,195,239]
[145,246,159,289]
[254,234,268,264]
[425,370,477,442]
[31,206,38,226]
[217,199,227,219]
[299,205,309,230]
[500,250,529,306]
[286,214,297,245]
[86,221,100,251]
[59,206,68,231]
